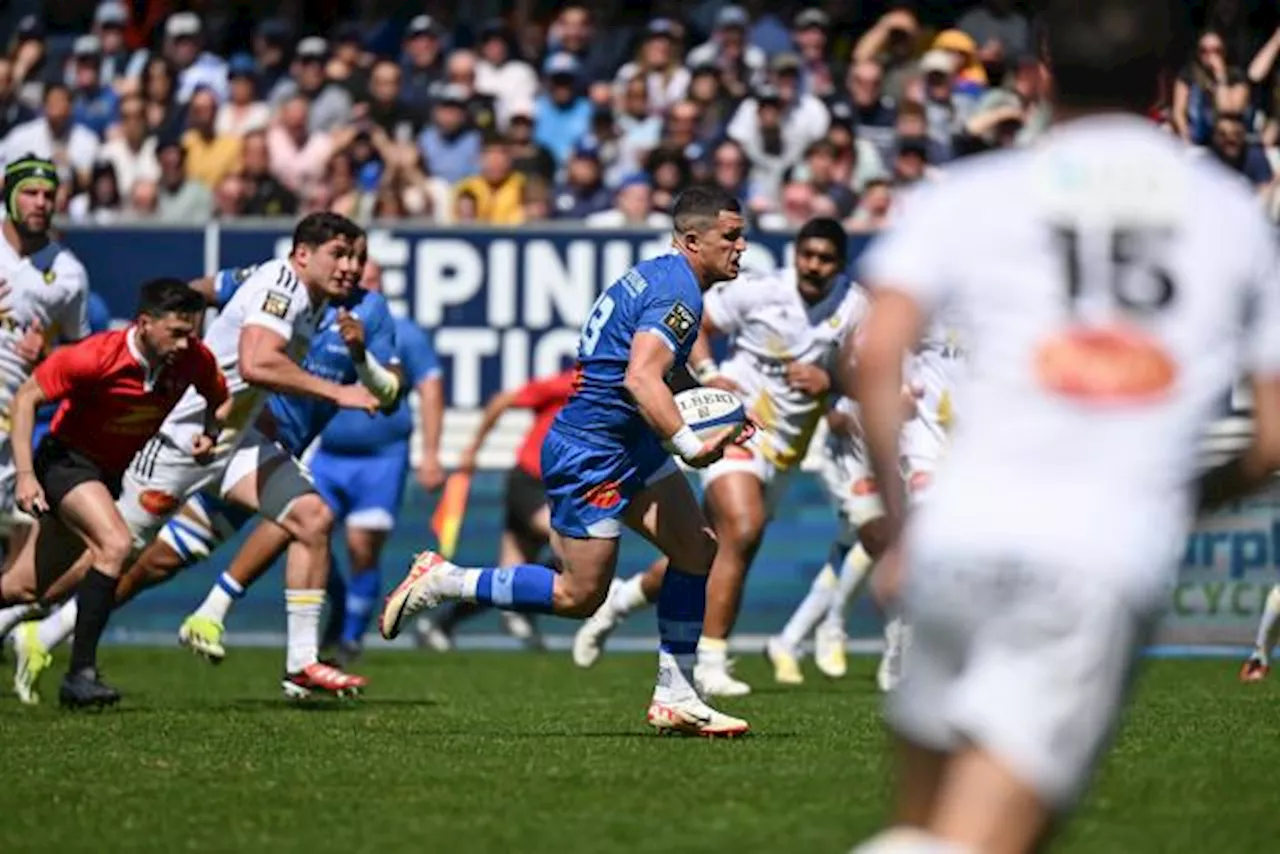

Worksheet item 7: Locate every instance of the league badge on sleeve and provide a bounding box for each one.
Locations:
[262,291,291,319]
[662,302,697,343]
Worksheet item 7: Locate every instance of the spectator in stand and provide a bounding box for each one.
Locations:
[68,36,119,140]
[552,141,611,219]
[613,76,663,180]
[216,55,270,137]
[155,139,213,222]
[129,178,158,216]
[161,13,228,104]
[316,151,367,219]
[182,88,240,189]
[615,19,690,119]
[139,56,181,139]
[239,129,298,216]
[99,94,159,200]
[0,60,35,139]
[400,15,446,115]
[585,172,672,228]
[846,177,894,233]
[360,60,419,146]
[534,53,592,167]
[11,16,53,110]
[644,145,691,213]
[1173,30,1250,145]
[705,138,765,209]
[444,50,497,136]
[918,49,966,162]
[91,2,136,88]
[966,53,1050,149]
[1207,112,1274,191]
[685,61,735,144]
[453,136,527,225]
[503,100,556,183]
[892,98,951,168]
[797,139,856,219]
[545,5,615,85]
[854,5,923,103]
[833,59,898,169]
[758,177,831,230]
[475,20,539,124]
[791,9,837,99]
[252,19,293,96]
[891,134,937,187]
[269,38,353,134]
[3,84,99,186]
[686,5,766,102]
[957,0,1032,77]
[521,175,553,221]
[418,83,482,186]
[954,89,1026,157]
[67,161,123,223]
[1249,24,1280,146]
[744,0,794,58]
[327,24,370,103]
[658,99,709,165]
[727,62,830,204]
[268,96,349,200]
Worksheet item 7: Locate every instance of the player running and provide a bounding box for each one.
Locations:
[850,2,1280,850]
[381,186,754,736]
[413,368,576,651]
[0,279,226,706]
[8,232,401,703]
[310,255,444,664]
[1240,584,1280,681]
[570,217,866,698]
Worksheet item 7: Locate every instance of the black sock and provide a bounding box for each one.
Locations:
[69,569,117,674]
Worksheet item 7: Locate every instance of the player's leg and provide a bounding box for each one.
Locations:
[496,474,553,649]
[815,519,885,678]
[572,552,664,668]
[621,464,749,736]
[303,447,354,655]
[1241,583,1280,681]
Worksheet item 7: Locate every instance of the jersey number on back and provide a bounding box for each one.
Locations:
[1053,227,1177,315]
[581,293,616,356]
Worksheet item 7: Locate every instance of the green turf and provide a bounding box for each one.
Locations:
[0,651,1275,853]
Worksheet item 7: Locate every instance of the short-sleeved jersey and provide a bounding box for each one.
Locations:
[0,237,90,412]
[706,268,867,467]
[35,327,225,474]
[513,370,576,478]
[210,266,399,456]
[320,317,439,455]
[555,253,704,447]
[860,115,1280,595]
[162,258,325,449]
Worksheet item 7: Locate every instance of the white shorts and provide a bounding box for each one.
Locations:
[156,492,249,564]
[0,430,15,522]
[699,443,792,517]
[817,431,884,530]
[887,555,1158,810]
[119,427,314,549]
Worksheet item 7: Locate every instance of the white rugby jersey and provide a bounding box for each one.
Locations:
[860,114,1280,594]
[162,259,325,448]
[0,238,89,432]
[705,268,867,467]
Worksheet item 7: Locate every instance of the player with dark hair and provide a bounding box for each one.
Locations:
[846,1,1280,851]
[571,218,866,697]
[381,186,755,735]
[0,278,227,706]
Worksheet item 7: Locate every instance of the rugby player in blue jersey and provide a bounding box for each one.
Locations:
[9,235,402,702]
[309,256,444,664]
[380,186,754,736]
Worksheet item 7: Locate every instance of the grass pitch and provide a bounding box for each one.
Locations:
[0,650,1275,853]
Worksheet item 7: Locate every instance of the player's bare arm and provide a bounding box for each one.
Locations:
[337,308,403,409]
[187,276,217,305]
[239,324,378,412]
[458,388,518,472]
[417,371,445,490]
[854,287,926,533]
[626,331,737,468]
[193,371,232,464]
[1197,374,1280,513]
[689,315,740,393]
[9,375,49,514]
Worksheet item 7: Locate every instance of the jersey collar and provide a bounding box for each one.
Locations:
[126,325,160,391]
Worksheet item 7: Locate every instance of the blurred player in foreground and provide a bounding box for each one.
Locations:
[7,232,399,702]
[850,2,1280,851]
[413,368,576,651]
[311,256,444,663]
[1,279,226,705]
[381,186,755,736]
[1240,583,1280,680]
[570,218,866,698]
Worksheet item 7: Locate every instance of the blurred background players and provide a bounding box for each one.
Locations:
[413,367,576,652]
[312,253,445,664]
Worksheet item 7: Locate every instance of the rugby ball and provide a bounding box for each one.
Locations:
[673,387,747,443]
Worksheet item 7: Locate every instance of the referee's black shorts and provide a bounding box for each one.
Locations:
[34,434,123,510]
[503,465,547,541]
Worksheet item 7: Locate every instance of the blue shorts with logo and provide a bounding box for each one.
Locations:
[311,441,411,532]
[541,426,678,539]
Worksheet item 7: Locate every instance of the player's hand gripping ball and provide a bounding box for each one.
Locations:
[671,387,749,447]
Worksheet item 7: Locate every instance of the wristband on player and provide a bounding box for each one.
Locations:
[669,425,704,461]
[693,360,721,383]
[354,352,401,405]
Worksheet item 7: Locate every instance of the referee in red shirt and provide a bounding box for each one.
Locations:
[415,368,576,649]
[0,278,228,707]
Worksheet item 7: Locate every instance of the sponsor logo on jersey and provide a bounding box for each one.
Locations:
[583,478,623,510]
[661,302,696,343]
[139,489,180,516]
[1034,324,1177,403]
[262,291,291,319]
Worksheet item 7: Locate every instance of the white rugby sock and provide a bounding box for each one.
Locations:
[851,828,978,853]
[609,574,651,616]
[194,572,244,625]
[823,544,875,630]
[1253,584,1280,663]
[37,599,78,650]
[779,564,836,651]
[285,589,324,673]
[653,649,699,703]
[0,603,38,637]
[696,635,729,670]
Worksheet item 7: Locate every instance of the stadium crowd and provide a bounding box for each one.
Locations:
[0,1,1277,230]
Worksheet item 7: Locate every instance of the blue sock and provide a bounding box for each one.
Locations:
[473,564,556,613]
[342,568,380,645]
[657,568,706,657]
